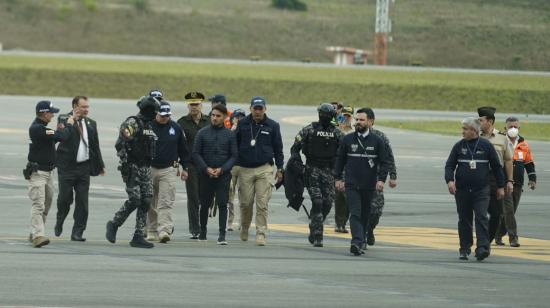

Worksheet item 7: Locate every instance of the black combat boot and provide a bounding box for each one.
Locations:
[199,227,207,241]
[366,230,376,246]
[313,235,323,247]
[130,233,154,248]
[105,220,118,243]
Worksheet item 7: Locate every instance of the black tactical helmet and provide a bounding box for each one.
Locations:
[137,96,161,112]
[317,103,336,117]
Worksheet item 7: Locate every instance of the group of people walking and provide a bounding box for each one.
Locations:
[24,92,536,260]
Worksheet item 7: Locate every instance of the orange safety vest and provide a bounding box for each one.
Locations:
[512,138,533,164]
[224,110,232,129]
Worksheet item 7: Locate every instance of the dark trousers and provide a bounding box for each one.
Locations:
[346,187,374,247]
[498,184,523,240]
[488,176,504,243]
[334,190,349,228]
[199,172,230,234]
[56,162,90,236]
[186,165,201,235]
[455,186,490,252]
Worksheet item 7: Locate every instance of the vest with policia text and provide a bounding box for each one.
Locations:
[115,116,157,167]
[303,122,339,167]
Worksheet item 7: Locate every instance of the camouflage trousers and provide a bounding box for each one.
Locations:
[366,190,385,232]
[305,165,335,237]
[112,165,153,237]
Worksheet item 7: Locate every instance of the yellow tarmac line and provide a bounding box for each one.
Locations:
[270,224,550,263]
[0,128,26,134]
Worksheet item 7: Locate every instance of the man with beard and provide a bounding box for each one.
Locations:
[106,96,160,248]
[335,108,389,256]
[291,103,343,247]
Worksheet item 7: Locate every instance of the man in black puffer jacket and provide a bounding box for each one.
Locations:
[193,104,238,245]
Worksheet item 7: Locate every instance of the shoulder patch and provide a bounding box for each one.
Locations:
[45,129,55,135]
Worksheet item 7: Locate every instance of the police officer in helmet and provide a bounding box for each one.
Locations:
[106,95,160,248]
[291,103,343,247]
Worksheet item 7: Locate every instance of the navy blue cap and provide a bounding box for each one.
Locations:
[158,101,172,116]
[149,89,163,99]
[230,108,246,123]
[209,94,226,105]
[250,96,266,108]
[36,100,60,113]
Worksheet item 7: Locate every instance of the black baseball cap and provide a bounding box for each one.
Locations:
[209,94,226,105]
[36,100,60,113]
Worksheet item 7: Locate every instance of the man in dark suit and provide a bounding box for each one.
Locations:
[55,96,105,241]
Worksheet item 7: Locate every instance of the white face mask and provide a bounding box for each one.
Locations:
[507,127,519,138]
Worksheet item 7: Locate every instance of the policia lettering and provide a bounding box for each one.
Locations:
[106,96,159,248]
[291,103,343,247]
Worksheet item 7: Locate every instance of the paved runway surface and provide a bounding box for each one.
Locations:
[1,96,549,307]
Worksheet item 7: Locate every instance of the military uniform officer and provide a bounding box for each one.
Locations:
[478,106,514,244]
[177,92,209,239]
[106,96,160,248]
[27,100,73,247]
[364,108,398,247]
[291,103,343,247]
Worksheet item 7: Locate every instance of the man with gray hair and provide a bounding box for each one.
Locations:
[445,117,505,261]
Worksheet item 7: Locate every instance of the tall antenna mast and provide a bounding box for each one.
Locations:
[374,0,392,65]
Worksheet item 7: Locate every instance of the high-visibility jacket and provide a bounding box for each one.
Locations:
[509,136,537,185]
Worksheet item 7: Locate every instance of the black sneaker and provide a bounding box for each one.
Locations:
[199,231,207,241]
[475,247,490,261]
[190,233,199,240]
[366,231,375,246]
[494,237,505,246]
[350,244,362,256]
[459,252,469,260]
[217,233,227,245]
[361,241,367,251]
[105,221,118,243]
[129,234,154,249]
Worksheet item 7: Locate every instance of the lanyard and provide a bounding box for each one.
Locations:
[356,133,368,153]
[250,122,262,141]
[465,138,480,160]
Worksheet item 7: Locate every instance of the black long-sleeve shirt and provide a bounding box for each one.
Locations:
[335,130,389,190]
[444,137,505,190]
[193,124,238,175]
[28,118,71,170]
[152,120,190,169]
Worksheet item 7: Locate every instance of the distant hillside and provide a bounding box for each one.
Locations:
[1,0,550,71]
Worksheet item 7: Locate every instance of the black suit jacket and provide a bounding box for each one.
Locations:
[56,115,105,176]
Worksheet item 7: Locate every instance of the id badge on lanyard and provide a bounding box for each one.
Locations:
[469,160,476,169]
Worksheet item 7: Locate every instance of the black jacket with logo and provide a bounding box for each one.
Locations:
[444,137,505,191]
[335,130,389,190]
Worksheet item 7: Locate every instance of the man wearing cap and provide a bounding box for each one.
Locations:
[495,117,537,247]
[364,108,397,247]
[334,106,354,233]
[55,96,105,242]
[193,104,238,244]
[177,92,209,239]
[291,103,343,247]
[209,94,233,129]
[235,96,284,246]
[478,106,514,245]
[445,117,505,261]
[26,100,74,247]
[146,101,190,243]
[227,109,247,231]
